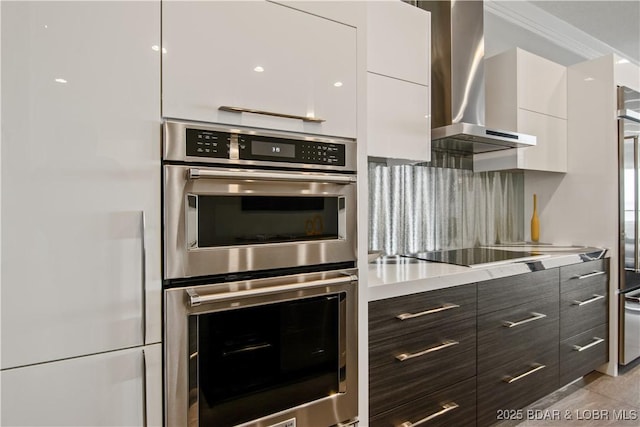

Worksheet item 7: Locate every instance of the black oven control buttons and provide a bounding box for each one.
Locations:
[186,129,230,159]
[238,135,346,166]
[185,128,347,166]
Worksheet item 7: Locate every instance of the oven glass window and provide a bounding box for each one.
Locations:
[193,294,343,426]
[191,195,342,247]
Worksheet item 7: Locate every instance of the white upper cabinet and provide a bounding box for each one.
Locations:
[271,1,365,27]
[365,1,431,162]
[366,0,430,85]
[1,1,161,369]
[517,50,568,119]
[162,1,357,138]
[477,48,568,172]
[367,73,430,161]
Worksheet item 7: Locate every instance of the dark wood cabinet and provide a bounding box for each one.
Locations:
[369,284,476,345]
[369,283,477,424]
[477,269,559,315]
[559,259,609,386]
[477,350,559,427]
[560,324,608,386]
[370,377,477,427]
[369,259,610,427]
[477,294,559,373]
[476,269,560,427]
[369,327,476,415]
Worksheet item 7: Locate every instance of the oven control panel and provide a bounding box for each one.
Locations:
[184,127,346,166]
[238,135,345,166]
[185,129,230,159]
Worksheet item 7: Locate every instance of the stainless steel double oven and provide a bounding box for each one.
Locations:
[162,120,358,427]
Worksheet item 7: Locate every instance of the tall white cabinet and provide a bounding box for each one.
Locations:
[162,0,357,138]
[1,1,162,425]
[366,1,430,162]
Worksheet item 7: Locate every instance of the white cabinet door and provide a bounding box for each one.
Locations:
[367,73,430,161]
[144,343,164,427]
[271,1,365,27]
[517,48,568,119]
[162,1,357,138]
[1,1,161,369]
[366,0,430,85]
[518,109,567,172]
[0,345,161,427]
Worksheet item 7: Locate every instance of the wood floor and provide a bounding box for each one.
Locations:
[496,360,640,426]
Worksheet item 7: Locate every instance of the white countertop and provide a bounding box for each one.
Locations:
[368,246,607,301]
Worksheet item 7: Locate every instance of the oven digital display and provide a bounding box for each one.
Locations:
[251,140,295,158]
[238,134,347,166]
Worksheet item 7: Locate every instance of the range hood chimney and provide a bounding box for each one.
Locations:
[416,0,536,154]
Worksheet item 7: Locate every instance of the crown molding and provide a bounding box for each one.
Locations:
[484,0,636,65]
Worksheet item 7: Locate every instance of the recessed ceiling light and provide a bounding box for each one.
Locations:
[54,78,67,84]
[584,77,595,82]
[254,66,264,72]
[151,45,160,51]
[334,81,343,87]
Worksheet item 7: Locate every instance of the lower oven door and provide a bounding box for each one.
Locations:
[164,269,358,427]
[163,165,357,280]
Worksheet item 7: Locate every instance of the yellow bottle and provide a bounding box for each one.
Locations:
[531,193,540,243]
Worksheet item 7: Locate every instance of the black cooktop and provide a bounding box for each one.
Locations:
[409,248,543,267]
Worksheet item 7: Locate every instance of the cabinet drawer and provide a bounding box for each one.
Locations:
[560,324,608,386]
[369,329,476,415]
[478,269,559,315]
[560,259,607,293]
[477,349,559,427]
[370,377,476,427]
[477,295,559,373]
[560,280,608,340]
[369,284,476,344]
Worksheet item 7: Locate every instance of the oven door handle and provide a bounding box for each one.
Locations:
[186,274,358,307]
[188,168,356,184]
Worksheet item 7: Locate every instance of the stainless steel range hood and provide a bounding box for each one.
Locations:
[417,0,536,154]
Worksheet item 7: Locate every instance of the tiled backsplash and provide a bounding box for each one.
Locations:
[369,162,524,255]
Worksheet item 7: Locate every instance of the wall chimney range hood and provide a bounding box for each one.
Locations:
[417,0,536,154]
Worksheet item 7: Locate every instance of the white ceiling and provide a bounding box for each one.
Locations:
[529,0,640,64]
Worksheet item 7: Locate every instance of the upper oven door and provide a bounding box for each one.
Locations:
[164,165,357,280]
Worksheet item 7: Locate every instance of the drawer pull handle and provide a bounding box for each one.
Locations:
[572,271,606,280]
[502,312,547,328]
[396,402,460,427]
[219,105,325,123]
[396,303,460,320]
[573,337,605,352]
[395,340,459,362]
[572,294,605,306]
[503,363,546,384]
